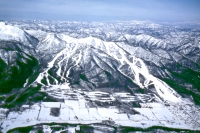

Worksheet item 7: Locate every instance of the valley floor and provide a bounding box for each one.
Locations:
[1,100,200,132]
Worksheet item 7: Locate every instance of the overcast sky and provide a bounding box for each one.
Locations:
[0,0,200,22]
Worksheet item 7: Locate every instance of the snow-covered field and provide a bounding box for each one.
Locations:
[1,100,200,132]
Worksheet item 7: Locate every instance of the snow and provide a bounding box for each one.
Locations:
[0,22,33,49]
[33,33,183,104]
[21,105,30,108]
[67,127,76,133]
[14,32,198,132]
[42,102,60,108]
[1,101,200,132]
[43,125,52,133]
[23,78,29,88]
[97,108,119,120]
[1,22,199,132]
[0,108,8,125]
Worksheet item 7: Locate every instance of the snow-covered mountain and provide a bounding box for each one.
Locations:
[0,20,200,132]
[34,34,181,103]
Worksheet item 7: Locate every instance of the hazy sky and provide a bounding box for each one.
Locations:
[0,0,200,22]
